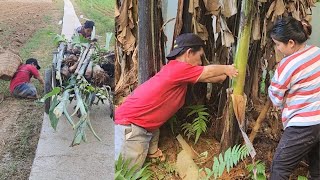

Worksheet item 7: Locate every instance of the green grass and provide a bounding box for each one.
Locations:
[0,162,18,180]
[74,0,115,46]
[20,28,58,69]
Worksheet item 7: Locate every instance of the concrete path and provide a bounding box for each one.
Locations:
[29,104,114,180]
[61,0,81,41]
[29,0,114,179]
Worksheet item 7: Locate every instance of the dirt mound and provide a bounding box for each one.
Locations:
[0,50,22,80]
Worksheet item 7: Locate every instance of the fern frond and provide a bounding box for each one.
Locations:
[218,154,225,177]
[231,144,241,166]
[224,148,232,173]
[187,107,207,117]
[203,144,250,179]
[213,157,219,179]
[198,111,210,116]
[247,160,267,180]
[186,105,205,110]
[256,161,266,175]
[183,105,211,144]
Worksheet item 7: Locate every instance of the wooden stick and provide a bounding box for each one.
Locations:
[75,44,90,75]
[77,48,94,79]
[56,42,66,86]
[249,99,272,142]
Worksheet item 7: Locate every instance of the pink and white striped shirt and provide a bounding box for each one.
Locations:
[268,45,320,129]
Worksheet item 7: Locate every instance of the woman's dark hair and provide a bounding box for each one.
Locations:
[84,20,95,29]
[167,46,202,60]
[270,16,312,44]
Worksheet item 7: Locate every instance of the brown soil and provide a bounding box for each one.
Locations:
[154,108,309,180]
[0,0,53,51]
[0,0,62,179]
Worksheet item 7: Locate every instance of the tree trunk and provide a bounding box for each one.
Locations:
[153,0,165,72]
[138,0,155,84]
[220,0,254,152]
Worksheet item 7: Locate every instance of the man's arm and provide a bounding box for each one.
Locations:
[197,64,238,83]
[36,75,45,85]
[201,74,227,83]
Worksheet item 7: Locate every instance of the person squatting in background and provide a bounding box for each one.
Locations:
[10,58,44,99]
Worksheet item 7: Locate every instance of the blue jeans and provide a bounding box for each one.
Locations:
[12,83,37,98]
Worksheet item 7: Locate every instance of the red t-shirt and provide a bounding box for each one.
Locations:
[115,60,204,131]
[9,64,40,93]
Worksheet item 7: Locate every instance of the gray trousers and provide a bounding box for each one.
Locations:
[114,124,160,169]
[270,124,320,180]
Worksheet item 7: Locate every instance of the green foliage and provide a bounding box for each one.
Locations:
[19,26,61,77]
[42,71,112,145]
[105,32,113,51]
[168,114,178,135]
[41,36,114,145]
[71,33,90,47]
[91,44,110,64]
[38,87,61,103]
[298,176,308,180]
[48,96,60,130]
[260,69,267,94]
[247,160,266,180]
[202,144,249,180]
[182,105,210,144]
[53,34,67,46]
[115,154,153,180]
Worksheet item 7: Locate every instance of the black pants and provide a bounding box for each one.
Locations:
[270,124,320,180]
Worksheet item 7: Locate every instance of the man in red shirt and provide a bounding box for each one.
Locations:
[115,33,238,168]
[10,58,44,99]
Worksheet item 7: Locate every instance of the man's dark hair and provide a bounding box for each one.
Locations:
[26,58,37,64]
[84,20,95,29]
[167,46,202,60]
[25,58,41,70]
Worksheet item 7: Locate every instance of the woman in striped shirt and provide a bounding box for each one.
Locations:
[268,16,320,179]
